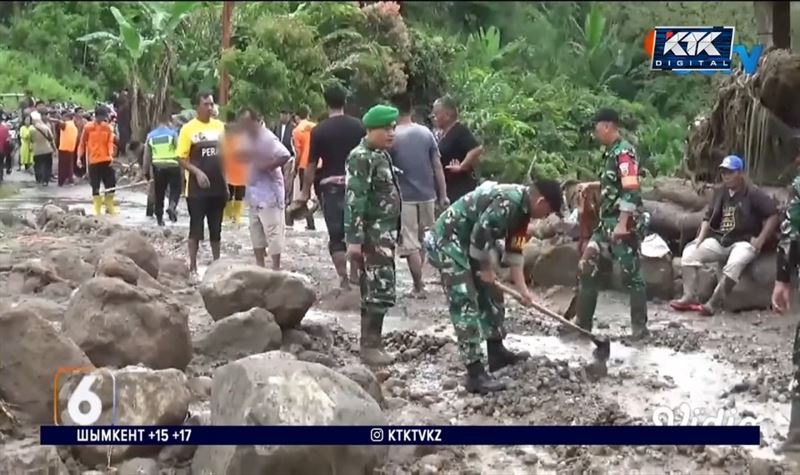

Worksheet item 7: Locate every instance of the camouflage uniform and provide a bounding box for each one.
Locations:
[344,138,402,319]
[576,138,648,334]
[423,182,531,365]
[778,175,800,396]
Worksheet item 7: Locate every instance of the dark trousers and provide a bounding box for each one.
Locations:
[74,153,86,178]
[297,169,315,229]
[2,147,11,173]
[88,161,116,195]
[320,183,346,254]
[33,153,53,185]
[58,150,75,186]
[153,166,182,219]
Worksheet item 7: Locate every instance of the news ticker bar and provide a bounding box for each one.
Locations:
[40,425,760,446]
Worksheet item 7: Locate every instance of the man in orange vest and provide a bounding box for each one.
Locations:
[55,111,79,186]
[77,106,117,216]
[291,105,316,230]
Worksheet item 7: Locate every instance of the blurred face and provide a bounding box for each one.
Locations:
[36,103,45,112]
[238,112,259,135]
[720,168,742,189]
[593,121,615,145]
[529,194,554,219]
[366,123,396,150]
[280,112,290,124]
[432,101,453,129]
[196,95,215,120]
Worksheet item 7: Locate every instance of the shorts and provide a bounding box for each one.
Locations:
[187,195,227,242]
[399,201,436,257]
[249,206,285,256]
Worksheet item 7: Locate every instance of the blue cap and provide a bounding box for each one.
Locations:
[719,155,743,171]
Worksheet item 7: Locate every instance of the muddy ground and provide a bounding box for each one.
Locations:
[1,169,800,474]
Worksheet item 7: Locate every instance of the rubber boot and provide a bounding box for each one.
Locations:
[104,194,116,216]
[92,196,102,216]
[629,288,649,340]
[669,266,699,311]
[576,279,599,333]
[465,361,506,394]
[699,276,735,316]
[487,339,530,372]
[779,395,800,453]
[359,310,394,366]
[232,200,243,225]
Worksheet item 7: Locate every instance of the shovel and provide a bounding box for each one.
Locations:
[494,281,610,363]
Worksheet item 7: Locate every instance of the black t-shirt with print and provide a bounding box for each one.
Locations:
[438,122,479,203]
[706,185,777,247]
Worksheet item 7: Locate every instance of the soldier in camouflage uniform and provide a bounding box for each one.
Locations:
[345,104,402,366]
[423,180,563,394]
[771,150,800,452]
[575,108,649,339]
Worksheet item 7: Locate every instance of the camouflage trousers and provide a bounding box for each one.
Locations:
[359,243,397,319]
[576,217,647,331]
[423,235,505,365]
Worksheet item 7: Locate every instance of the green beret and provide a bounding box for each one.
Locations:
[362,105,399,129]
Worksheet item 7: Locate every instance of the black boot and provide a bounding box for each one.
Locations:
[465,361,506,394]
[487,339,530,372]
[779,396,800,453]
[630,288,649,340]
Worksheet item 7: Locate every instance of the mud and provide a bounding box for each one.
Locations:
[0,170,798,474]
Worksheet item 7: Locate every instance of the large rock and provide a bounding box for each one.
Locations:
[0,309,93,423]
[43,248,94,283]
[6,259,72,295]
[64,277,192,370]
[8,297,65,322]
[58,366,190,466]
[98,230,160,279]
[726,252,776,312]
[191,352,387,475]
[338,364,384,406]
[0,438,68,474]
[96,253,140,285]
[613,256,674,300]
[199,262,316,327]
[193,308,283,360]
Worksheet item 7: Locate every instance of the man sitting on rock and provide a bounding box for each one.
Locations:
[670,155,779,316]
[423,179,562,394]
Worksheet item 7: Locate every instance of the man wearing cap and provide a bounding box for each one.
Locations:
[423,179,563,394]
[772,149,800,452]
[671,154,778,315]
[576,108,649,339]
[345,104,402,366]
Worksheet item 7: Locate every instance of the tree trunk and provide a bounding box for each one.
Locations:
[755,1,774,49]
[773,1,791,49]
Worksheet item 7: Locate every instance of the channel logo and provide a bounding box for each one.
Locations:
[53,367,117,426]
[646,26,735,72]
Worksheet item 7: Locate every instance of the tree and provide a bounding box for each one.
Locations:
[78,1,199,139]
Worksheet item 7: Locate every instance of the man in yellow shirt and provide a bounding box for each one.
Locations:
[177,92,227,274]
[291,105,316,230]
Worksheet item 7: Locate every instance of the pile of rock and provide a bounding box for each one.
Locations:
[0,219,397,474]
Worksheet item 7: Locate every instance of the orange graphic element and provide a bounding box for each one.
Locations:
[644,29,655,58]
[52,366,94,425]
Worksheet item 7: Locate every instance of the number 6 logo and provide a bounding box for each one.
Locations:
[68,375,102,425]
[53,367,116,425]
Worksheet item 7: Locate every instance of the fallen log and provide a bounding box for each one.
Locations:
[643,200,705,250]
[642,178,713,212]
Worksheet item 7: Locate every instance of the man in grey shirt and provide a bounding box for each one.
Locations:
[390,93,448,295]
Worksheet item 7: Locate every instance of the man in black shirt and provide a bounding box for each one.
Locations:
[670,155,779,315]
[290,85,365,289]
[432,96,483,203]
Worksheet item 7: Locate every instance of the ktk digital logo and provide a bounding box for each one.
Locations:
[644,26,762,75]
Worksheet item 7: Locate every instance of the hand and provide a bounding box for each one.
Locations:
[347,244,363,264]
[750,237,764,252]
[478,269,496,285]
[445,160,464,173]
[76,159,83,169]
[438,197,450,209]
[611,221,629,241]
[518,289,534,307]
[195,171,210,189]
[772,281,792,314]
